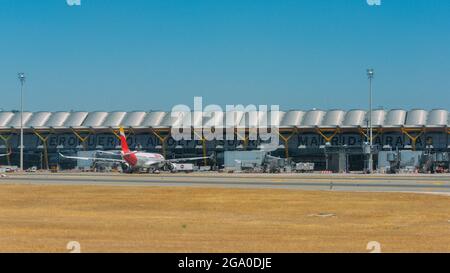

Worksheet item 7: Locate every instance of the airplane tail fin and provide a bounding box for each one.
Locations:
[119,126,130,153]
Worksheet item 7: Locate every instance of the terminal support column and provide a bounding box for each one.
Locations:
[71,128,92,150]
[401,128,425,151]
[358,127,382,145]
[193,130,208,166]
[33,129,52,170]
[278,129,296,159]
[236,129,249,150]
[0,132,12,165]
[152,129,169,158]
[316,128,340,144]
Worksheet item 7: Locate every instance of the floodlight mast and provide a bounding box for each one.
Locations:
[18,73,26,171]
[367,69,374,174]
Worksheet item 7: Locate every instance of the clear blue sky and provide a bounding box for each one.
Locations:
[1,0,449,112]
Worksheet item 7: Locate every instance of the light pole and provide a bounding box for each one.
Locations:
[18,73,25,171]
[367,69,374,173]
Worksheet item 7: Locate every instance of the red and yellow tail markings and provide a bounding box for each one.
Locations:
[119,126,130,153]
[119,126,126,137]
[119,126,137,166]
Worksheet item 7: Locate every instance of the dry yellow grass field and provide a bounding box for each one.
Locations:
[0,184,449,253]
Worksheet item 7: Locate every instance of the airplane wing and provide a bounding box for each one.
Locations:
[95,150,122,156]
[142,160,163,167]
[0,153,10,157]
[96,150,138,157]
[167,155,213,163]
[265,154,282,160]
[59,153,126,163]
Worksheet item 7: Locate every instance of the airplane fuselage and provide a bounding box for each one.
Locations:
[124,152,166,171]
[60,127,209,173]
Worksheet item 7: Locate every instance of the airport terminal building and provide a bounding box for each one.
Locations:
[0,109,449,172]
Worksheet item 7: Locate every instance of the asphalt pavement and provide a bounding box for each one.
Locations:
[1,172,450,195]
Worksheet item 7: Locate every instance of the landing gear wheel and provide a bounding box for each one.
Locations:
[147,167,160,174]
[121,163,133,174]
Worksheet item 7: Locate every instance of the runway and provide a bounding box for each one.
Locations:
[2,172,450,194]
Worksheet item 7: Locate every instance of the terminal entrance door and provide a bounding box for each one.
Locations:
[348,154,365,171]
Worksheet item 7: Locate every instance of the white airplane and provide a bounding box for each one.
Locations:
[60,127,211,173]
